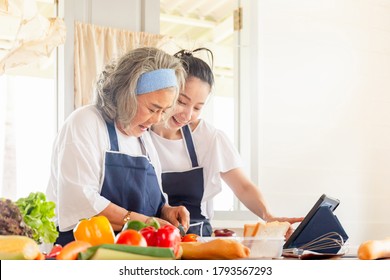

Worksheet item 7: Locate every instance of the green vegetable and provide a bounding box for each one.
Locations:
[122,220,147,231]
[78,243,175,260]
[15,192,58,244]
[0,198,33,238]
[85,248,173,260]
[145,217,160,230]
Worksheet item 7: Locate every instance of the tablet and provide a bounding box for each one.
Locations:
[283,194,340,250]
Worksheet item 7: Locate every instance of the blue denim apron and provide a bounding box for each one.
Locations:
[55,121,165,245]
[161,125,212,236]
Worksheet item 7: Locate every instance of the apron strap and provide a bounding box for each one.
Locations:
[106,121,119,151]
[106,121,149,157]
[138,136,149,158]
[181,125,199,167]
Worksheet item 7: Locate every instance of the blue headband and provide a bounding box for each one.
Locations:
[136,69,178,95]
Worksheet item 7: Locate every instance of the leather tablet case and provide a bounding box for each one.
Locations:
[290,206,349,254]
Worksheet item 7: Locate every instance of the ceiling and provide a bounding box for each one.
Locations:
[160,0,237,46]
[160,0,237,79]
[1,0,236,76]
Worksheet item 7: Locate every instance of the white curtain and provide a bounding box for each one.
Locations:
[74,22,171,108]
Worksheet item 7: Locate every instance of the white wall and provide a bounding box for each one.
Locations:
[246,0,390,245]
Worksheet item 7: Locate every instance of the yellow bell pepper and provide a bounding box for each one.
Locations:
[73,216,115,246]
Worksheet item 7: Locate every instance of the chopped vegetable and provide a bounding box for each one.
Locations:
[73,215,115,246]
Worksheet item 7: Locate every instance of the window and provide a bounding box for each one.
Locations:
[160,0,242,213]
[201,63,236,211]
[0,74,57,199]
[0,1,58,200]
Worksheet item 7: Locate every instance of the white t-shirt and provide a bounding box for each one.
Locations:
[149,119,242,219]
[46,105,163,231]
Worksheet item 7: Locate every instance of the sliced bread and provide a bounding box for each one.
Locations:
[243,221,290,238]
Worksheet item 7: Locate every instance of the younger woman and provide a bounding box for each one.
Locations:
[150,48,302,236]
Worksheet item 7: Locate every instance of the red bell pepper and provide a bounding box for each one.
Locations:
[45,244,63,259]
[140,225,181,257]
[140,226,157,246]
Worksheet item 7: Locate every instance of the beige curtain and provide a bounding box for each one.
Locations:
[0,0,66,75]
[74,21,170,108]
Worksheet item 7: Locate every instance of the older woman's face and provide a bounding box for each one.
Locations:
[166,77,210,130]
[129,88,176,137]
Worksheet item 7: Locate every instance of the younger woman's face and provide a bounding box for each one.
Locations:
[166,77,211,130]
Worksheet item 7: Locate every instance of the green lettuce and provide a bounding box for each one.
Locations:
[15,192,58,244]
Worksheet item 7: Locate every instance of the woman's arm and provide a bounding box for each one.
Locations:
[99,203,151,231]
[221,168,271,221]
[100,203,190,232]
[221,168,303,225]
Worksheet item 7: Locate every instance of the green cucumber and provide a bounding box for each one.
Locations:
[79,244,175,260]
[88,248,174,260]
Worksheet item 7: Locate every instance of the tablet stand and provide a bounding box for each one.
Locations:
[288,206,349,254]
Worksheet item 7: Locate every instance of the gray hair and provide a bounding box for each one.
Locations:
[94,47,186,126]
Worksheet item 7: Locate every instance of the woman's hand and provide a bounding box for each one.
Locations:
[266,216,304,240]
[160,204,190,232]
[145,216,172,228]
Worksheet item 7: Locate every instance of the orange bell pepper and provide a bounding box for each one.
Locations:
[73,215,115,246]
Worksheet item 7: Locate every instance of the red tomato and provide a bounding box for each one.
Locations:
[115,229,147,247]
[181,233,199,242]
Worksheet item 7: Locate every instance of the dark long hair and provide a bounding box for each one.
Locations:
[174,48,215,90]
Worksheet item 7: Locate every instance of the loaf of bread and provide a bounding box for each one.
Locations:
[358,238,390,260]
[244,221,290,238]
[180,239,251,260]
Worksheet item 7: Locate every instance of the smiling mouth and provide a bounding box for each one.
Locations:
[172,116,187,127]
[139,125,149,131]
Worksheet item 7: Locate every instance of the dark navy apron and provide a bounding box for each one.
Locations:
[161,125,212,236]
[55,121,165,246]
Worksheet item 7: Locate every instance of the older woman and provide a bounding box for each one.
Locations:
[47,47,189,245]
